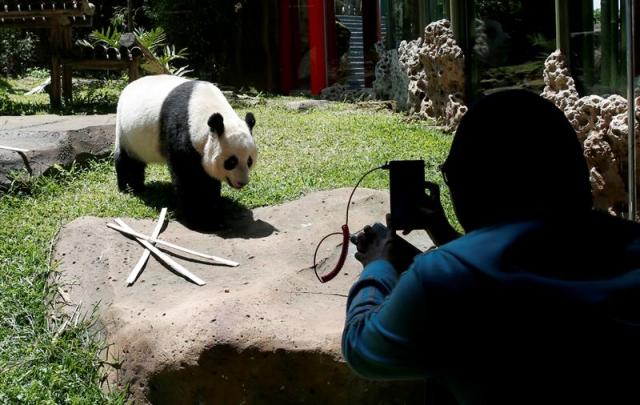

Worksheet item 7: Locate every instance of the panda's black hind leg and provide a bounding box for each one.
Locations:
[115,147,146,193]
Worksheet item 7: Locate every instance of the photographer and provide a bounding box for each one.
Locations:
[343,90,640,404]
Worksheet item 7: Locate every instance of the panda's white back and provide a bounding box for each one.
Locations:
[116,74,189,163]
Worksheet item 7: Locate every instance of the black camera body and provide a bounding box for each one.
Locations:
[388,160,426,231]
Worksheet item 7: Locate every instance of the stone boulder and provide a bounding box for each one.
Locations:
[51,189,433,404]
[320,83,374,102]
[285,99,330,112]
[372,42,409,111]
[0,114,115,189]
[541,51,639,214]
[398,19,467,131]
[540,50,579,112]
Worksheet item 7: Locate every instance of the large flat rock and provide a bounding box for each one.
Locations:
[0,114,115,131]
[52,188,434,404]
[0,115,115,189]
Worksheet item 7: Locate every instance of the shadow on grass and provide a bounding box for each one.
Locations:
[0,77,13,92]
[1,156,111,197]
[137,181,176,212]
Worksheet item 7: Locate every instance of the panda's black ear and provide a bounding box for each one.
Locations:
[208,113,224,136]
[245,112,256,132]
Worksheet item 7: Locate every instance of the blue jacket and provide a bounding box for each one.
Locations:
[343,211,640,404]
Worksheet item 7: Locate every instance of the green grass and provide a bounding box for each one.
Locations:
[0,97,453,402]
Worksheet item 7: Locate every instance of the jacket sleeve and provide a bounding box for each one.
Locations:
[341,257,433,380]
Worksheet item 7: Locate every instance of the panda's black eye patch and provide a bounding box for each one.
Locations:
[248,157,253,168]
[224,156,238,171]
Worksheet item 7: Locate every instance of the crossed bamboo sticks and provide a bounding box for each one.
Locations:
[107,208,238,286]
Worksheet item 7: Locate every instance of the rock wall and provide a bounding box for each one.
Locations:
[542,50,639,214]
[397,19,467,131]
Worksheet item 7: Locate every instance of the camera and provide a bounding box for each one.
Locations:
[388,160,426,231]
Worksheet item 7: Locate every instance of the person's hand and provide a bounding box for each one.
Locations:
[351,223,391,268]
[352,223,423,273]
[387,181,460,246]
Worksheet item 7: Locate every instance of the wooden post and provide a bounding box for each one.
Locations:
[62,25,73,104]
[50,54,62,109]
[128,58,140,82]
[49,25,62,109]
[62,65,72,104]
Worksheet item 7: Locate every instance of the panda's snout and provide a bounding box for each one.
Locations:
[226,177,248,189]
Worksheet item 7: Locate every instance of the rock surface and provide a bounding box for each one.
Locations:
[398,19,467,131]
[285,99,331,112]
[51,188,433,404]
[541,50,639,214]
[373,41,409,111]
[0,114,115,189]
[320,83,374,102]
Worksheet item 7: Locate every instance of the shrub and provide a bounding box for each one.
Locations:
[77,25,192,76]
[0,29,39,76]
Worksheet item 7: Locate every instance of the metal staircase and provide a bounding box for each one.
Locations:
[337,14,365,88]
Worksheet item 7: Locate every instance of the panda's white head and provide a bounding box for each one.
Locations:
[202,112,257,189]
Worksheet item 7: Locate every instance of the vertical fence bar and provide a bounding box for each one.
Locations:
[627,0,636,220]
[555,0,570,58]
[279,0,293,94]
[308,0,328,94]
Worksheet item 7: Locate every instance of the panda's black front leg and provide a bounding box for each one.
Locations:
[168,153,222,230]
[115,147,146,193]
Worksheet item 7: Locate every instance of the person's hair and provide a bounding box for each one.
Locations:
[441,89,592,231]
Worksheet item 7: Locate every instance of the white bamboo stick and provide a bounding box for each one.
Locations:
[126,208,167,286]
[106,222,239,267]
[0,145,29,153]
[113,219,206,286]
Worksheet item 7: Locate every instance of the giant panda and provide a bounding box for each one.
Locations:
[115,74,257,229]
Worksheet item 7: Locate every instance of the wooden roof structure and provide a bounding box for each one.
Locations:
[0,0,95,27]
